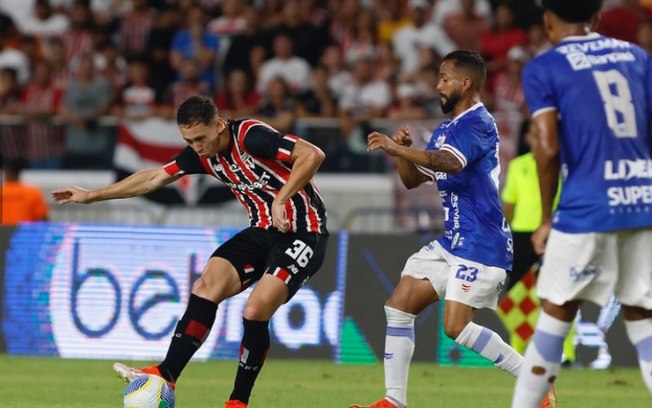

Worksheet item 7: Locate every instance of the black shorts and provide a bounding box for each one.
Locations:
[212,227,328,301]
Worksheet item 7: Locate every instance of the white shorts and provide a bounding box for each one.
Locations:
[401,241,507,310]
[538,228,652,308]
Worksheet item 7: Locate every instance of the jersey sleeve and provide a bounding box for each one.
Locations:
[241,122,298,162]
[441,119,489,169]
[163,146,206,176]
[522,58,557,118]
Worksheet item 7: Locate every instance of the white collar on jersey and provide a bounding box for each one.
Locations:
[559,32,601,43]
[447,101,484,126]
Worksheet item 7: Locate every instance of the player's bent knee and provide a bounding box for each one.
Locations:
[443,319,468,340]
[242,302,274,321]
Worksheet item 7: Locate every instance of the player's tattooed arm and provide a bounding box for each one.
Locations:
[367,131,463,174]
[423,150,463,173]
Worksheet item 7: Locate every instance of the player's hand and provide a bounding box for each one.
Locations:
[531,221,552,255]
[367,131,401,156]
[391,126,413,147]
[51,186,93,204]
[271,199,290,233]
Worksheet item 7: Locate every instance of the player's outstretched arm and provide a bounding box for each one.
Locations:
[368,131,462,174]
[272,139,325,232]
[51,167,181,205]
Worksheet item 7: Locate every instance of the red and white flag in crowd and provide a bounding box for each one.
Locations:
[113,118,233,205]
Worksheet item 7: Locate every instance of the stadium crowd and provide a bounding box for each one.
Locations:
[0,0,650,170]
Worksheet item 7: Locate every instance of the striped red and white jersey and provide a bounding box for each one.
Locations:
[163,119,328,234]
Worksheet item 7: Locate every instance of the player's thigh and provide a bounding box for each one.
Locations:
[192,256,243,303]
[444,256,506,310]
[210,227,273,291]
[264,231,328,301]
[537,229,618,306]
[243,274,290,320]
[616,228,652,309]
[386,276,439,315]
[400,242,450,302]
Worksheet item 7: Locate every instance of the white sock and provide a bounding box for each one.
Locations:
[625,318,652,395]
[383,306,415,408]
[512,312,571,408]
[455,321,523,376]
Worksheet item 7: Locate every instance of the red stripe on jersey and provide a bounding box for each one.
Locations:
[259,158,321,233]
[163,162,182,176]
[284,200,296,232]
[219,153,267,228]
[231,141,271,228]
[199,156,214,176]
[236,119,261,148]
[276,148,292,162]
[185,320,209,342]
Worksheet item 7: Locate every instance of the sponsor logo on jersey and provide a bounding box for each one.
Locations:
[604,160,652,180]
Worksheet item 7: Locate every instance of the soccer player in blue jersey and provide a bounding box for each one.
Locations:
[351,50,554,408]
[512,0,652,406]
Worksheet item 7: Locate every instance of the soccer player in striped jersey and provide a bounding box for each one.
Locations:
[350,50,554,408]
[512,0,652,406]
[52,95,328,408]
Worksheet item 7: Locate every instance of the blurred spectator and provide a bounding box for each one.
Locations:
[319,44,351,102]
[597,0,652,44]
[431,0,491,26]
[0,67,20,112]
[396,46,440,115]
[376,0,411,44]
[214,68,260,118]
[638,20,652,55]
[170,6,219,89]
[442,0,489,51]
[208,0,247,37]
[43,37,67,90]
[118,0,155,58]
[145,5,178,101]
[256,34,310,94]
[344,7,378,65]
[0,32,29,84]
[263,0,328,67]
[113,58,157,120]
[480,2,527,87]
[163,57,211,112]
[95,40,127,108]
[338,55,391,152]
[374,41,401,85]
[256,76,296,133]
[1,158,49,224]
[222,6,264,79]
[19,34,44,69]
[296,65,336,118]
[489,45,528,116]
[327,0,361,50]
[63,3,93,64]
[387,82,428,120]
[392,0,455,74]
[256,0,285,30]
[19,59,64,168]
[525,23,551,57]
[18,0,69,43]
[59,54,113,169]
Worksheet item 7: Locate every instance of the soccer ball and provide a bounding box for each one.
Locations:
[123,375,175,408]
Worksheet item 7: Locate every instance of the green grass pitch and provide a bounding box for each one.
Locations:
[1,354,649,407]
